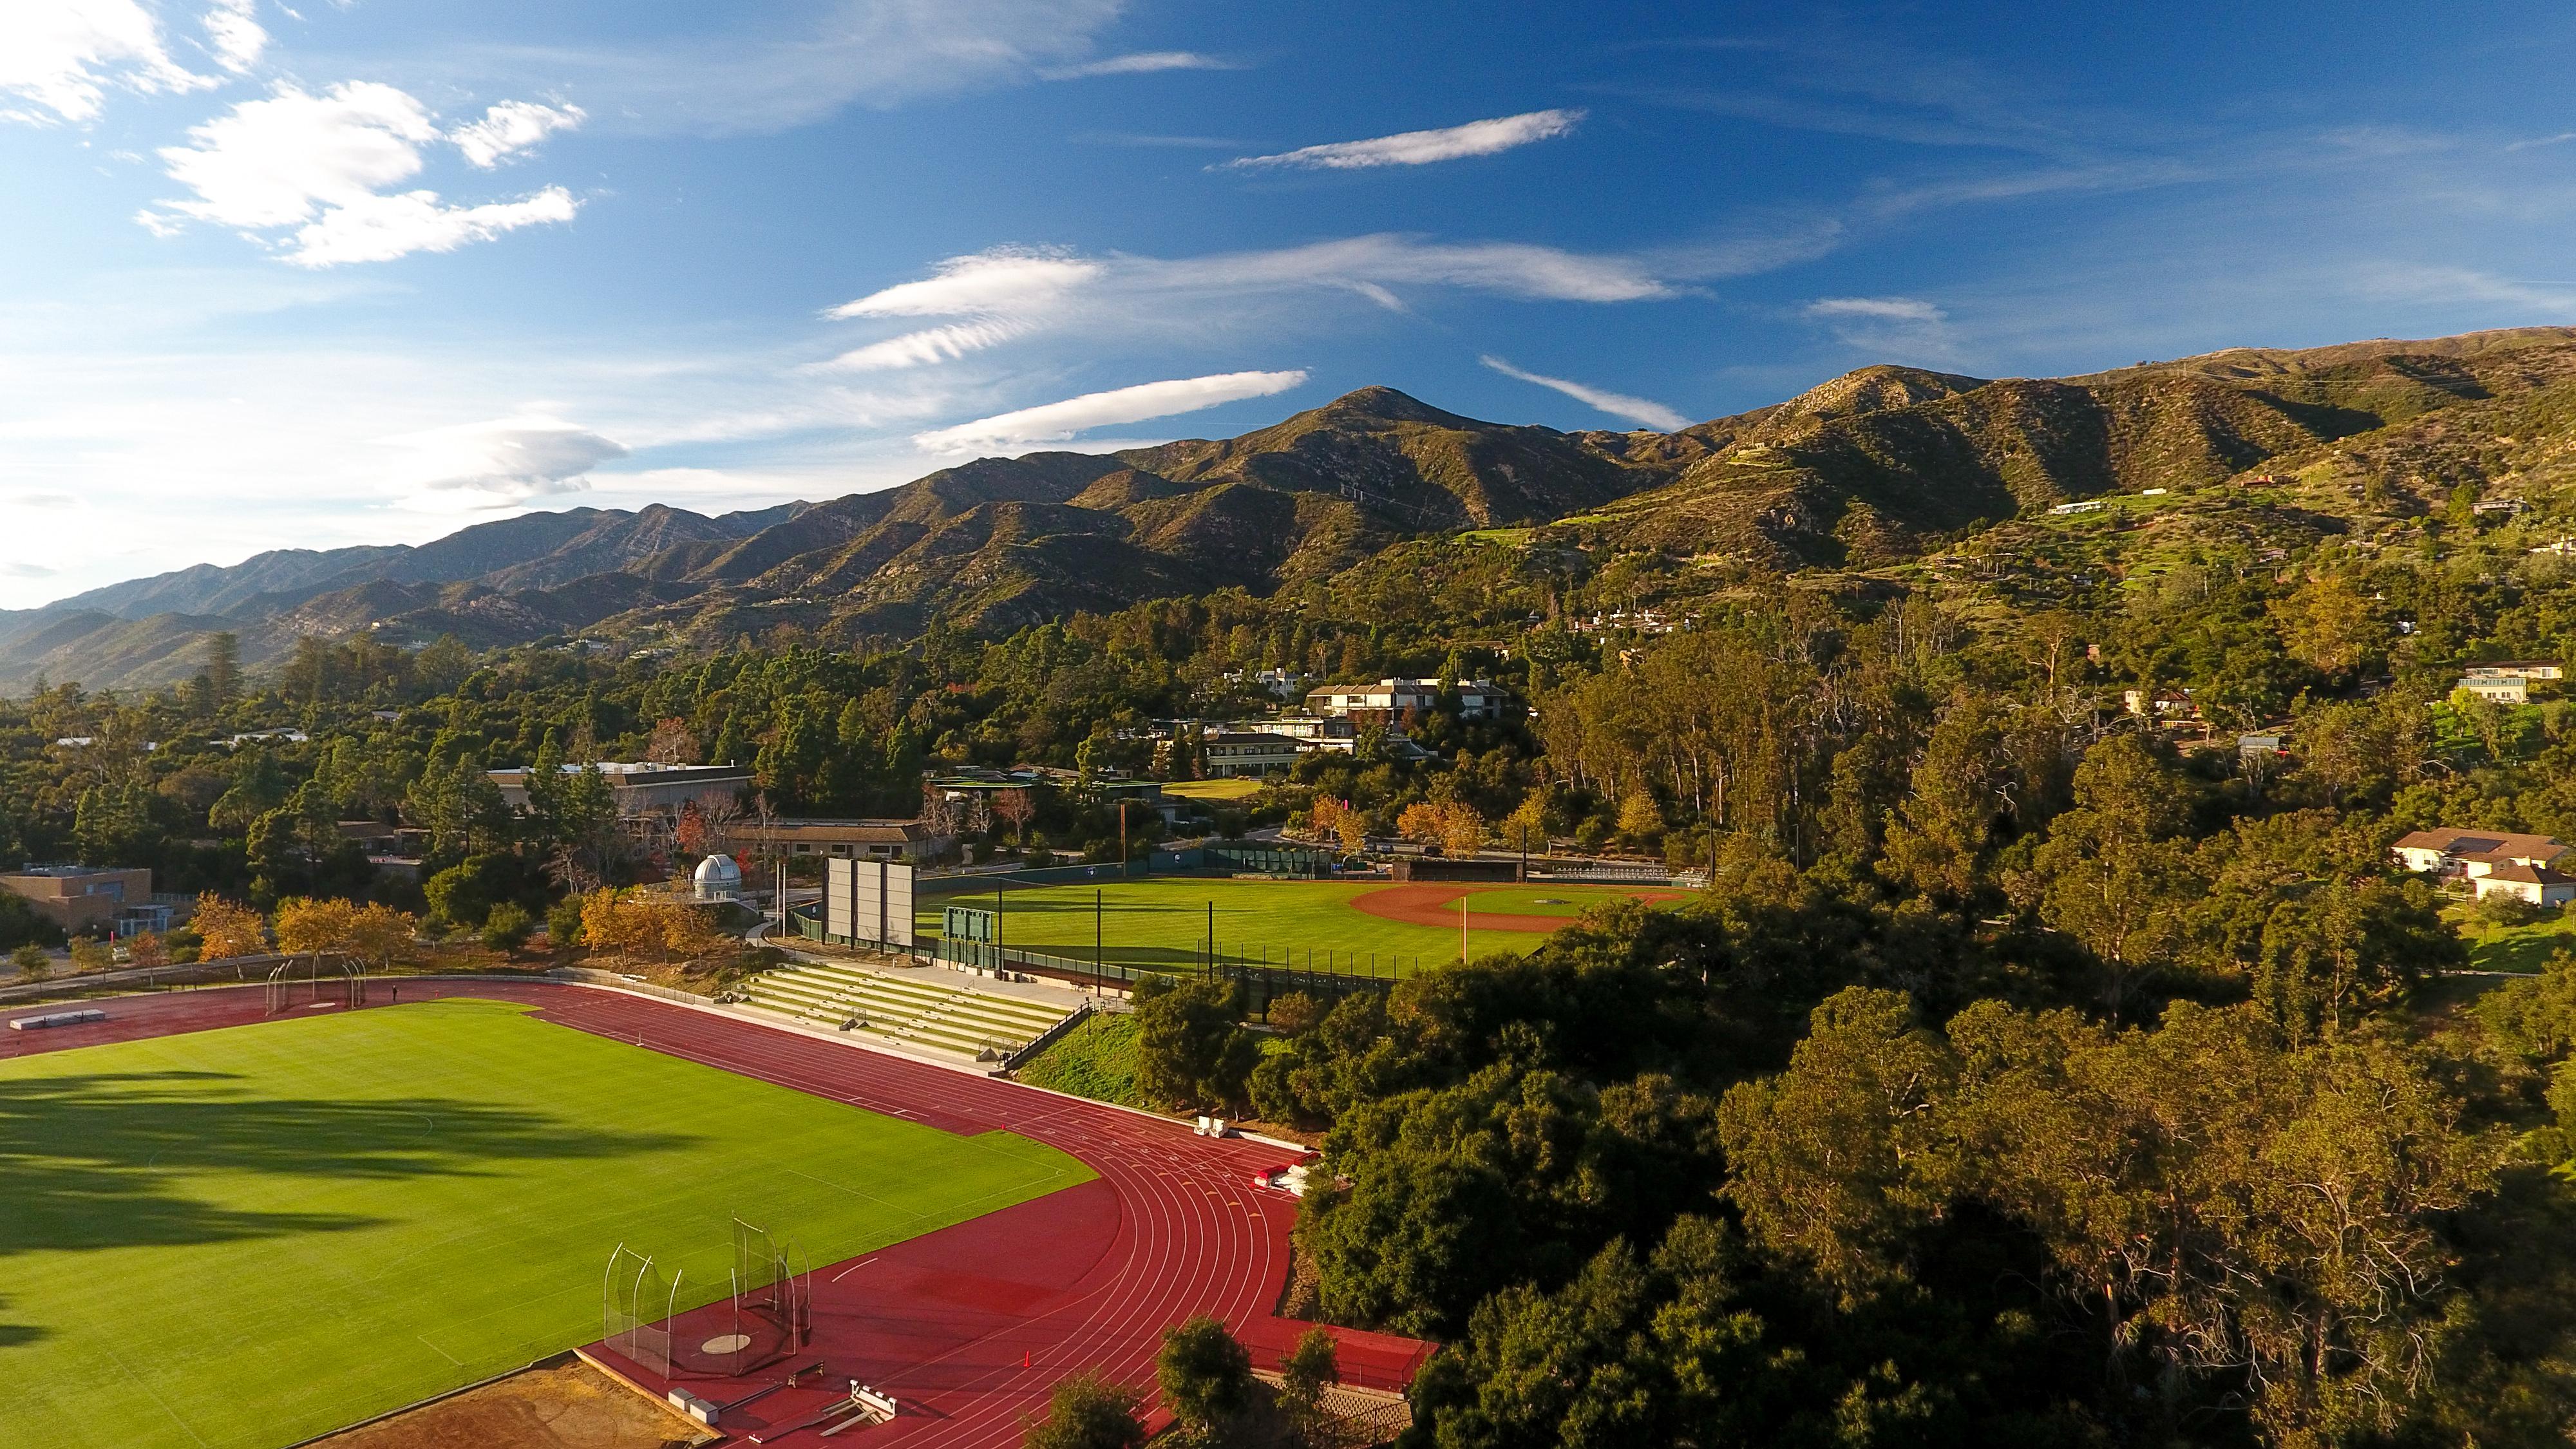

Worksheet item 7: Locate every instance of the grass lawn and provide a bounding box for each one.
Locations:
[2452,904,2576,973]
[1159,778,1264,802]
[918,875,1680,976]
[0,998,1088,1449]
[1012,1012,1153,1110]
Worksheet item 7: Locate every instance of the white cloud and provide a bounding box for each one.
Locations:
[1479,355,1690,431]
[448,99,585,168]
[1224,108,1583,171]
[818,234,1677,372]
[1802,296,1965,366]
[288,187,581,267]
[1138,234,1669,303]
[829,249,1104,319]
[824,319,1032,372]
[2507,131,2576,153]
[914,370,1307,453]
[0,0,215,124]
[202,0,265,75]
[142,81,582,265]
[1806,296,1946,322]
[13,491,80,509]
[385,414,630,509]
[1042,51,1235,80]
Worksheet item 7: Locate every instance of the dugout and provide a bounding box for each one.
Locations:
[1390,857,1524,883]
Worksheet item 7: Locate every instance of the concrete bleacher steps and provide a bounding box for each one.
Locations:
[743,961,1076,1061]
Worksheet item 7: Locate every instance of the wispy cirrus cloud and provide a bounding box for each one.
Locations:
[1803,295,1964,365]
[1807,296,1944,323]
[914,370,1307,453]
[140,81,582,266]
[474,0,1130,137]
[1479,355,1690,430]
[1222,108,1583,171]
[1042,51,1237,80]
[819,234,1678,372]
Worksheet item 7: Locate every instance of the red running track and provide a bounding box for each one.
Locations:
[0,980,1433,1447]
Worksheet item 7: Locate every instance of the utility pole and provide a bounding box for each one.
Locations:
[1459,895,1468,964]
[1094,887,1103,995]
[1118,801,1130,876]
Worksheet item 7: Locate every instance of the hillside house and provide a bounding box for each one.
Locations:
[2454,676,2530,704]
[2476,862,2576,908]
[2462,660,2562,681]
[2380,825,2566,882]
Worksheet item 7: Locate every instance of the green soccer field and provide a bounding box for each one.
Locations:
[0,998,1089,1449]
[918,875,1681,975]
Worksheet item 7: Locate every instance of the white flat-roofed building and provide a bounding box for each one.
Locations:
[1304,677,1504,723]
[1205,732,1302,779]
[487,762,752,817]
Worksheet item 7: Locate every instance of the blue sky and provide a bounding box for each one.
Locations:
[7,1,2576,608]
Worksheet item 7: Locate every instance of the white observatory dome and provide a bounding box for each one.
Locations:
[692,852,743,901]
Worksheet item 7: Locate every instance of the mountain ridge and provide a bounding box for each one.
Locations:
[21,325,2576,692]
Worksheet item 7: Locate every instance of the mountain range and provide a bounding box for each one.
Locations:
[12,325,2576,693]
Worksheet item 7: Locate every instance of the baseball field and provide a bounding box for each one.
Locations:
[0,997,1087,1448]
[917,874,1687,974]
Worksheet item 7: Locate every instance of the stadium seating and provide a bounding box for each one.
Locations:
[744,961,1078,1061]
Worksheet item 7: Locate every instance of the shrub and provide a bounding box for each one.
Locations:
[68,937,113,973]
[545,896,587,949]
[1020,1372,1146,1449]
[480,902,535,952]
[10,943,50,981]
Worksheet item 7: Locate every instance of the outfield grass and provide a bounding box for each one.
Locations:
[0,998,1088,1448]
[919,875,1679,975]
[1158,778,1263,801]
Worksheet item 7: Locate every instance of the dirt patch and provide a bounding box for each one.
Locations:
[308,1358,713,1449]
[1347,884,1682,934]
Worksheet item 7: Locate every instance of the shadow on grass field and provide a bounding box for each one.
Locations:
[0,997,1090,1449]
[0,1068,674,1260]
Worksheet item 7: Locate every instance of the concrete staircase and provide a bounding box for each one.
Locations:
[743,961,1077,1061]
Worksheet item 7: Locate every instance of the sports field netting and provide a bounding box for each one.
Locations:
[915,876,1685,976]
[0,998,1089,1448]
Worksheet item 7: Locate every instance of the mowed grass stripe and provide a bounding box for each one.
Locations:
[0,998,1088,1449]
[918,875,1677,972]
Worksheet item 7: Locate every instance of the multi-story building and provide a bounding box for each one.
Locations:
[1,866,169,935]
[486,762,753,817]
[1204,732,1302,779]
[1303,677,1504,723]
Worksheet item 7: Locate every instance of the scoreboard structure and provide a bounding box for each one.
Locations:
[823,858,916,951]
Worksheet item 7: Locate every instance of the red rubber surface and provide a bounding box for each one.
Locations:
[0,981,1432,1446]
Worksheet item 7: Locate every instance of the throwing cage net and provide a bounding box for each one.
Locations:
[599,1218,811,1381]
[264,954,364,1014]
[603,1244,679,1378]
